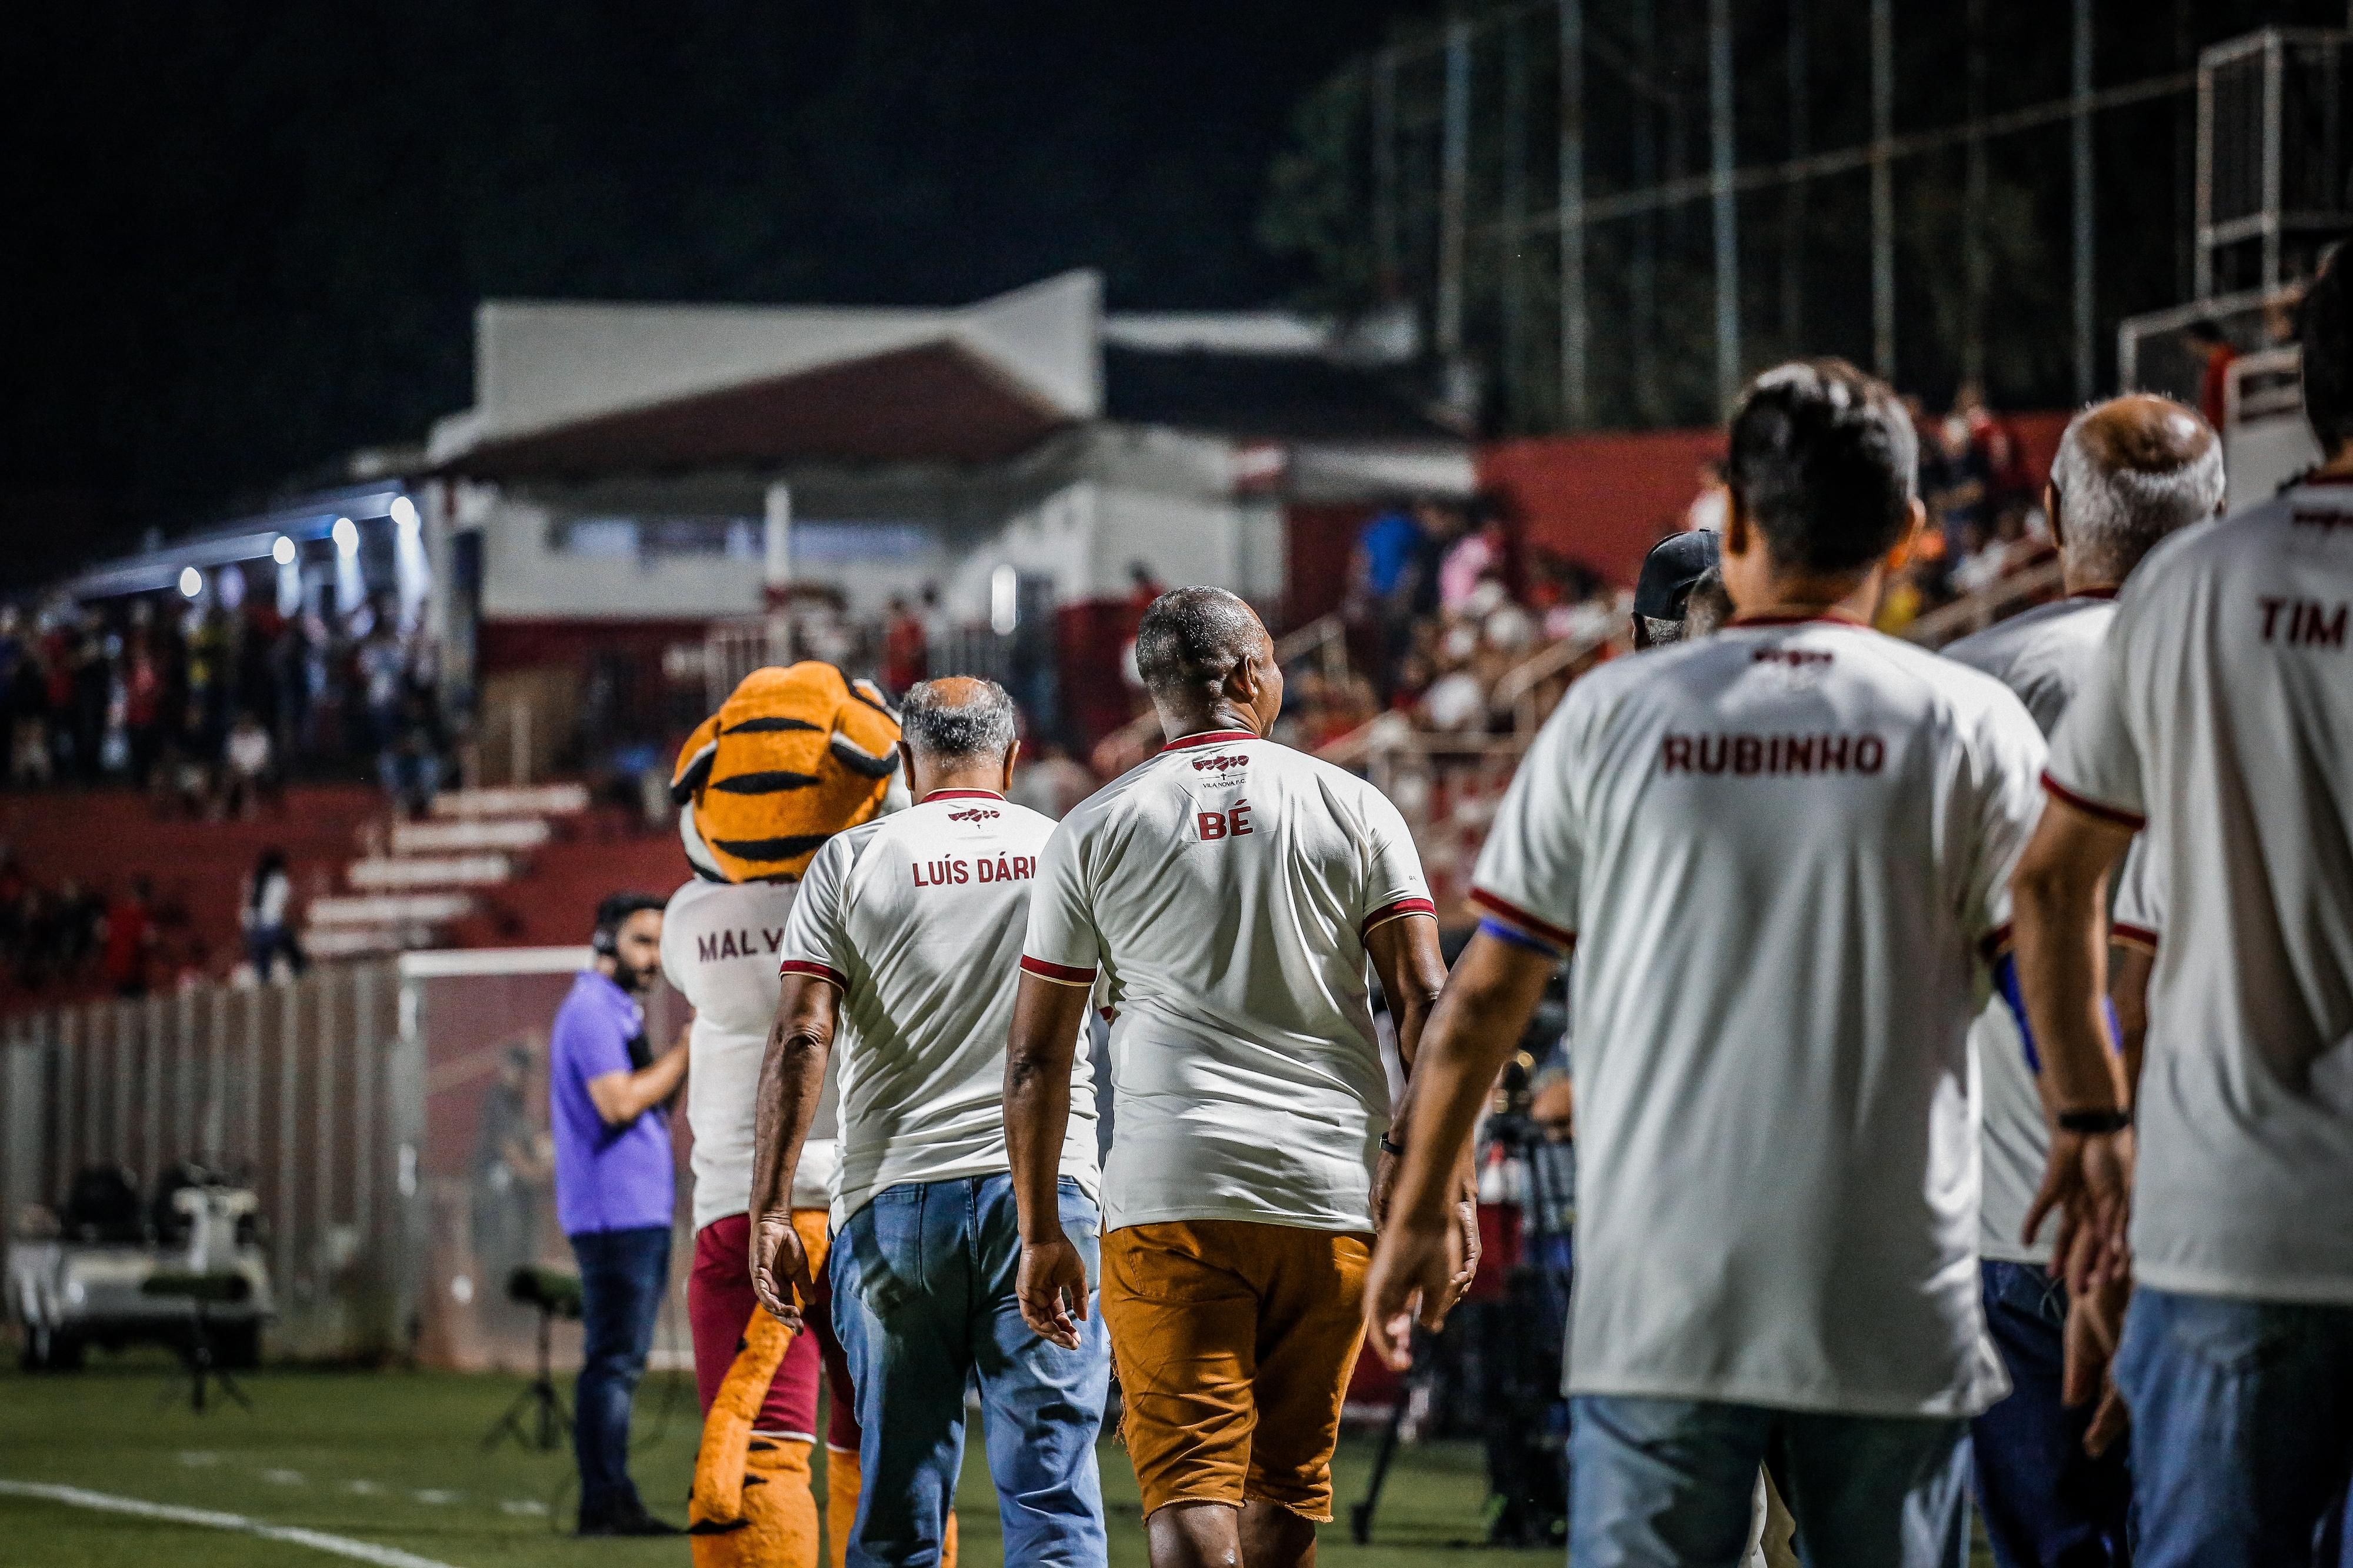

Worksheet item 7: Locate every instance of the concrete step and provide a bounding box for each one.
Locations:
[431,784,590,819]
[303,926,441,959]
[308,893,477,926]
[346,855,514,890]
[389,818,552,855]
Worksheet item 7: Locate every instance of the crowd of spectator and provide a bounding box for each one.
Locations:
[0,590,450,816]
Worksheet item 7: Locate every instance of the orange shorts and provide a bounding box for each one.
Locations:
[1100,1219,1371,1522]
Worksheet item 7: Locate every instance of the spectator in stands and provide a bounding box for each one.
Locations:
[882,594,928,694]
[378,689,444,819]
[1349,500,1436,702]
[551,892,689,1538]
[1009,739,1098,820]
[242,848,304,983]
[1438,506,1506,613]
[2188,319,2237,432]
[99,876,156,999]
[222,712,276,818]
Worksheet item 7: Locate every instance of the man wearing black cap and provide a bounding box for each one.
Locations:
[1631,531,1724,649]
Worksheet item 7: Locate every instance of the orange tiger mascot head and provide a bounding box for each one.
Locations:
[670,662,902,883]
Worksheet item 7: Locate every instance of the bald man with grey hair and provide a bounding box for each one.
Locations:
[1939,392,2220,1568]
[755,674,1112,1566]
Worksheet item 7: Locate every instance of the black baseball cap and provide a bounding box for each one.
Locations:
[1633,531,1722,622]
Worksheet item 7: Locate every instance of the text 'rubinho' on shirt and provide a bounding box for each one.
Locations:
[1472,616,2047,1419]
[1019,729,1435,1236]
[776,789,1100,1230]
[1942,592,2118,1267]
[2044,481,2353,1306]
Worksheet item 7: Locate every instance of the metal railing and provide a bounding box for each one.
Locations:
[1902,557,2066,649]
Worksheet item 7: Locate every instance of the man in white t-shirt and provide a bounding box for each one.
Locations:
[1004,588,1457,1568]
[2015,248,2353,1567]
[1368,361,2049,1568]
[752,679,1105,1567]
[1940,393,2221,1568]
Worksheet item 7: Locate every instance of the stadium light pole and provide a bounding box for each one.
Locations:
[1964,0,1989,392]
[1631,0,1659,423]
[1438,17,1472,366]
[1871,0,1896,383]
[1372,50,1400,302]
[1502,12,1528,425]
[2073,0,2097,402]
[1559,0,1589,430]
[1782,0,1808,356]
[1711,0,1739,412]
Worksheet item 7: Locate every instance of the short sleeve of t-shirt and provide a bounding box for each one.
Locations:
[1467,699,1585,950]
[1964,699,2050,943]
[1356,786,1436,938]
[777,839,853,989]
[1020,818,1101,986]
[2110,838,2162,953]
[2044,629,2147,828]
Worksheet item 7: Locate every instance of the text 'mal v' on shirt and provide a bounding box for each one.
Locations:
[1474,616,2047,1418]
[1020,730,1434,1236]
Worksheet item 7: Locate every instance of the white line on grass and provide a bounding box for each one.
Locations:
[0,1480,461,1568]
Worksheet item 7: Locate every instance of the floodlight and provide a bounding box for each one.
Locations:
[178,567,202,598]
[271,535,296,566]
[333,517,359,557]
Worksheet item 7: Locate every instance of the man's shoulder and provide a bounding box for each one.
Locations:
[1942,598,2109,675]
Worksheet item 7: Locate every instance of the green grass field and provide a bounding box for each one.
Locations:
[0,1359,1542,1567]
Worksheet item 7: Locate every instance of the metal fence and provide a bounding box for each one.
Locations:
[1,949,698,1372]
[0,963,407,1362]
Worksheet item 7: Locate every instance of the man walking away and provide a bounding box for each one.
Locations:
[752,678,1102,1567]
[551,892,688,1537]
[1368,362,2049,1568]
[2015,245,2353,1568]
[1942,393,2221,1568]
[1005,588,1462,1568]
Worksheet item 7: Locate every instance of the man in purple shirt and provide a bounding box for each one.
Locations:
[551,892,689,1536]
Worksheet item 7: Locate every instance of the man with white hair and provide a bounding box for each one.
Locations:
[1940,393,2222,1568]
[752,677,1108,1567]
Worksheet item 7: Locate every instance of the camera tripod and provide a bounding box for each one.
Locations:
[481,1296,572,1452]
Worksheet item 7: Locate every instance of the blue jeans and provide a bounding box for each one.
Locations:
[1568,1394,1969,1568]
[831,1174,1109,1568]
[569,1225,672,1522]
[2114,1287,2353,1567]
[1970,1260,2132,1567]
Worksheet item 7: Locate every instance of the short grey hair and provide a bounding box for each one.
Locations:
[900,678,1016,762]
[2050,397,2225,580]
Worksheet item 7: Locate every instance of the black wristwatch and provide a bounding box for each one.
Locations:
[2057,1107,2131,1136]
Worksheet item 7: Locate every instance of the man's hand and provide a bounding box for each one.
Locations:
[2024,1126,2135,1296]
[749,1209,813,1328]
[1363,1209,1463,1371]
[1016,1236,1089,1350]
[2059,1222,2133,1458]
[1441,1175,1482,1313]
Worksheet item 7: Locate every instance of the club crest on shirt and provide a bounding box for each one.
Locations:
[1191,753,1248,773]
[948,806,1001,822]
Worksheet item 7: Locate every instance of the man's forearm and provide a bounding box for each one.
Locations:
[751,1016,829,1218]
[1004,974,1086,1245]
[2014,826,2131,1117]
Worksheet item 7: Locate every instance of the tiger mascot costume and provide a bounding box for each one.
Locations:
[659,662,954,1568]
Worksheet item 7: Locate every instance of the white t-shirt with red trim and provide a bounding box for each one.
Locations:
[776,790,1099,1228]
[1943,593,2117,1265]
[1021,729,1434,1235]
[1473,616,2045,1417]
[2044,482,2353,1303]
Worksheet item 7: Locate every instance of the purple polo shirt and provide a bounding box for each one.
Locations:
[549,970,675,1236]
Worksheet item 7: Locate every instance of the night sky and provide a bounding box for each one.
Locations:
[6,2,1425,590]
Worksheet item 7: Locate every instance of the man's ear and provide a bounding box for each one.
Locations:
[2044,481,2067,551]
[896,738,917,790]
[1722,488,1752,559]
[1882,496,1928,573]
[1002,739,1022,792]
